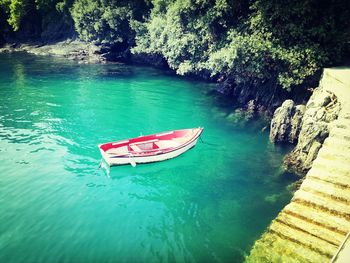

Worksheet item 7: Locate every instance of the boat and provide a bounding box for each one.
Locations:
[98,127,203,167]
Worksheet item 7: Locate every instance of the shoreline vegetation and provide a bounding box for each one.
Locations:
[1,1,349,112]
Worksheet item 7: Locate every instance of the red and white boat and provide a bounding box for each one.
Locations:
[99,128,203,166]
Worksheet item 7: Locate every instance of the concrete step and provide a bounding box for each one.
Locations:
[332,131,350,142]
[308,166,350,188]
[301,176,350,203]
[317,147,350,163]
[323,69,350,86]
[330,126,350,137]
[284,202,350,235]
[332,120,350,130]
[277,211,345,246]
[338,111,350,119]
[334,113,350,121]
[269,220,338,258]
[293,189,350,218]
[247,232,331,263]
[313,157,350,174]
[323,137,350,151]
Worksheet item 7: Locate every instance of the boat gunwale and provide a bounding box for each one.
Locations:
[100,128,203,159]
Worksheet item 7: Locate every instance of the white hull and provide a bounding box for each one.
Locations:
[101,137,199,166]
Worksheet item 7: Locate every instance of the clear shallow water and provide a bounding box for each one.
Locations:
[0,52,294,262]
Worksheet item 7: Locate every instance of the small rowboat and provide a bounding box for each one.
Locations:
[99,127,203,167]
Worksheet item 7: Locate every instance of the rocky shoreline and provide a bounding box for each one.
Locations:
[0,39,169,66]
[0,39,111,63]
[269,77,341,177]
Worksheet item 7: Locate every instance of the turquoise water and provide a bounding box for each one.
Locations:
[0,53,294,262]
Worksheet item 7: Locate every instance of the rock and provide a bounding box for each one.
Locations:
[0,39,111,63]
[304,141,322,168]
[283,86,341,176]
[0,39,137,64]
[269,100,304,143]
[289,105,306,143]
[215,74,314,116]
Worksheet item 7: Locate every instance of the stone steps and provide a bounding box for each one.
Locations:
[317,147,350,163]
[284,202,350,235]
[277,211,345,246]
[313,157,350,174]
[338,112,350,119]
[332,120,350,130]
[323,137,350,151]
[269,220,338,258]
[331,131,350,142]
[301,176,350,203]
[293,189,350,219]
[247,232,331,263]
[330,126,350,137]
[308,166,350,188]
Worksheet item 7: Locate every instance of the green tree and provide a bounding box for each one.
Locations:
[0,0,73,33]
[207,0,350,89]
[1,0,349,97]
[133,0,350,91]
[132,0,249,75]
[0,0,30,31]
[70,0,150,45]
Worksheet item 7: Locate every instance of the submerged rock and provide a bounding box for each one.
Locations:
[269,100,305,143]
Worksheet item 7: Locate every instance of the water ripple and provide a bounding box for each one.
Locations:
[0,52,295,263]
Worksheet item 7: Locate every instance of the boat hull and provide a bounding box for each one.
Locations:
[100,136,200,166]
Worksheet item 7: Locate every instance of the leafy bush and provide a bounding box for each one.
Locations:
[206,30,326,90]
[70,0,150,45]
[132,0,350,91]
[1,0,349,95]
[131,0,248,75]
[0,0,74,37]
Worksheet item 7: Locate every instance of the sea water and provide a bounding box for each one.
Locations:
[0,53,295,262]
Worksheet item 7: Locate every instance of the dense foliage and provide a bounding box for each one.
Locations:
[1,0,349,93]
[71,0,150,45]
[131,0,249,75]
[132,0,350,90]
[0,0,73,41]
